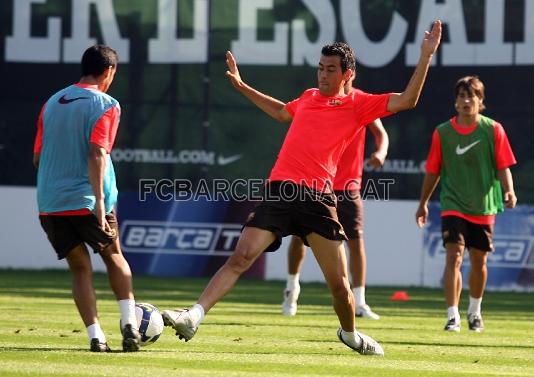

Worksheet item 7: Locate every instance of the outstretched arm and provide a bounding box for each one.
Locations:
[225,51,292,123]
[367,119,389,169]
[415,172,440,227]
[388,20,442,113]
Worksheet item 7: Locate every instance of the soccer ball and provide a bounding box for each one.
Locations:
[134,303,164,346]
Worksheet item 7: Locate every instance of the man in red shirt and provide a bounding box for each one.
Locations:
[282,73,388,320]
[164,21,442,356]
[416,76,516,332]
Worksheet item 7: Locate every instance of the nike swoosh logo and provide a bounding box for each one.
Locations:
[455,140,481,155]
[58,95,89,104]
[217,154,242,166]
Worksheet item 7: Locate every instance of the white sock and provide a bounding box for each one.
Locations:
[118,299,138,329]
[340,329,362,348]
[468,296,482,316]
[189,303,205,327]
[447,306,460,322]
[87,323,106,342]
[286,274,300,291]
[353,287,366,307]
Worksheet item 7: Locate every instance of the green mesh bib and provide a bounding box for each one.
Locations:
[437,115,503,215]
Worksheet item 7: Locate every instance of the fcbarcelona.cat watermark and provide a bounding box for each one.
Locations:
[139,178,395,202]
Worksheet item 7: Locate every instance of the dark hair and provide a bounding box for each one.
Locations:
[454,76,486,111]
[321,42,355,73]
[81,45,118,77]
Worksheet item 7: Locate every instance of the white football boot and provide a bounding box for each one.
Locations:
[356,304,380,320]
[281,286,300,316]
[162,309,198,341]
[337,328,385,356]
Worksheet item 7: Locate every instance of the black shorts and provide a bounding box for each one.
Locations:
[39,212,119,259]
[441,215,494,252]
[244,181,347,252]
[335,190,364,239]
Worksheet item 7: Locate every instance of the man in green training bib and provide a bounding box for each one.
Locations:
[415,76,517,333]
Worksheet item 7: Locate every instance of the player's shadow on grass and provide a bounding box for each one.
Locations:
[149,346,341,356]
[206,321,403,332]
[0,346,82,352]
[202,322,411,334]
[0,346,165,353]
[206,321,338,330]
[379,340,534,349]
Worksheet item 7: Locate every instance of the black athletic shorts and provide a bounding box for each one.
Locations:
[441,215,494,252]
[244,181,347,252]
[335,189,364,239]
[39,211,119,259]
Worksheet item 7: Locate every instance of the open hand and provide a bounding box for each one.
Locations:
[225,51,243,89]
[421,20,442,57]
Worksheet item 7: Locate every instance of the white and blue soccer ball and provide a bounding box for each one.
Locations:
[134,303,164,346]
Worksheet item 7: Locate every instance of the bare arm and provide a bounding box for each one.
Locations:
[88,143,111,232]
[497,168,517,208]
[33,105,45,169]
[415,172,440,227]
[367,119,389,169]
[225,51,292,123]
[33,153,40,168]
[387,20,442,113]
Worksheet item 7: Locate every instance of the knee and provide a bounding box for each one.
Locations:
[470,256,487,271]
[69,262,92,278]
[329,280,352,302]
[446,250,464,270]
[226,247,255,274]
[67,257,92,276]
[102,253,131,275]
[448,257,463,270]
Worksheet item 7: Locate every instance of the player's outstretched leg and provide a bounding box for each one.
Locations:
[164,227,276,342]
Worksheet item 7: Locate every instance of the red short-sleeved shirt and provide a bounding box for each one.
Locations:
[269,88,392,191]
[333,127,366,191]
[425,116,516,224]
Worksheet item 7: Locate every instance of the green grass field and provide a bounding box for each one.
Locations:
[0,269,533,377]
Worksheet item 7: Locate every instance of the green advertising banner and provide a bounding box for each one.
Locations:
[1,0,532,201]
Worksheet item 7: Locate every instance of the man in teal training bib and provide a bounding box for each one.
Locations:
[34,45,140,352]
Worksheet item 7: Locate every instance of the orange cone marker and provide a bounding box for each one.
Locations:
[390,290,410,301]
